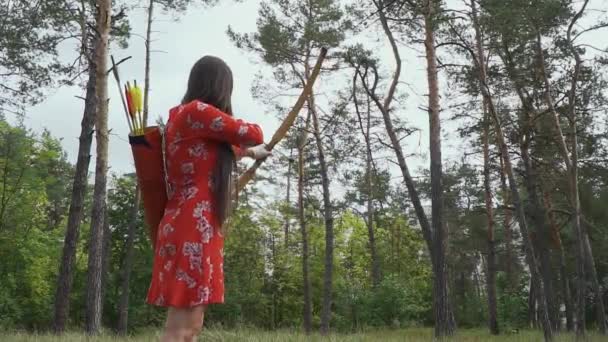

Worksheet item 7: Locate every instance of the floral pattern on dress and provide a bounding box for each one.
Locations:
[196,102,208,112]
[147,100,264,308]
[187,114,205,130]
[159,243,176,257]
[176,268,197,289]
[196,216,214,244]
[188,143,208,159]
[180,185,199,203]
[162,223,175,237]
[181,162,195,175]
[164,260,173,271]
[210,117,224,132]
[183,242,203,273]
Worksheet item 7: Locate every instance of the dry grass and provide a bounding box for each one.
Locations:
[1,328,603,341]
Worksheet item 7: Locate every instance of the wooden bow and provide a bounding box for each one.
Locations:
[236,47,328,193]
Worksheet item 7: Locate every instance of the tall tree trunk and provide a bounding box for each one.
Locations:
[543,189,574,332]
[364,111,380,288]
[481,82,554,342]
[143,0,153,125]
[499,153,515,288]
[53,51,98,334]
[564,3,608,332]
[117,187,141,335]
[309,105,334,335]
[298,114,312,335]
[482,102,499,335]
[300,43,333,335]
[100,208,111,318]
[367,0,432,265]
[423,1,453,337]
[472,1,498,334]
[520,135,559,330]
[353,73,380,287]
[583,230,607,334]
[534,29,606,335]
[284,148,293,247]
[467,27,554,342]
[560,244,574,332]
[529,273,538,328]
[85,1,111,334]
[535,31,587,334]
[362,0,455,332]
[269,235,277,330]
[298,146,312,335]
[468,40,554,342]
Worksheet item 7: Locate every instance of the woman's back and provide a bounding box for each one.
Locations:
[147,99,263,307]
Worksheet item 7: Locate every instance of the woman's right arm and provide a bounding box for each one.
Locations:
[181,100,264,147]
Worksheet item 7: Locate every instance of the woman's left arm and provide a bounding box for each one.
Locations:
[184,100,264,147]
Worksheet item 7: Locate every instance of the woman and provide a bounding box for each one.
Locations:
[147,56,270,342]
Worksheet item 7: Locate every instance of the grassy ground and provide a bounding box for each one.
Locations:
[1,328,603,341]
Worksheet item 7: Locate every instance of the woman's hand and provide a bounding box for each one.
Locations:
[246,144,272,160]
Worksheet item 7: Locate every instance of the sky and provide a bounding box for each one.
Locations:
[20,0,608,189]
[21,0,437,184]
[26,1,270,176]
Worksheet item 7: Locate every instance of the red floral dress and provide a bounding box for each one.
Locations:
[147,100,263,307]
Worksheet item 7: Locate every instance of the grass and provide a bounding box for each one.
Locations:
[1,328,603,341]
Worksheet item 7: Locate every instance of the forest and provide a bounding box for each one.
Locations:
[1,0,608,341]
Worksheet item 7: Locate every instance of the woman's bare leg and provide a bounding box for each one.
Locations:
[161,305,206,342]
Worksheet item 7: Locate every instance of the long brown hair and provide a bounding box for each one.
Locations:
[181,56,234,226]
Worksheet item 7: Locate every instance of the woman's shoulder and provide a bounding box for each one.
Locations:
[169,100,215,121]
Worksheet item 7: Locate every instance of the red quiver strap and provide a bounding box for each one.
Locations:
[129,126,167,249]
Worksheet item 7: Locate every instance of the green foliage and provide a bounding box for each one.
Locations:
[481,0,572,39]
[0,1,134,113]
[101,175,161,331]
[0,1,73,113]
[228,0,349,67]
[0,119,71,329]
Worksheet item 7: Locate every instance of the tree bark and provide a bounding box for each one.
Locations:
[143,0,153,125]
[499,153,515,289]
[543,189,574,332]
[534,29,602,335]
[470,37,554,342]
[519,134,559,330]
[298,113,312,335]
[529,273,538,329]
[564,2,607,333]
[85,0,111,334]
[364,108,380,288]
[284,148,293,247]
[366,0,432,264]
[362,0,455,333]
[482,103,499,335]
[100,208,111,317]
[472,1,498,334]
[423,1,452,337]
[298,38,333,336]
[483,82,553,342]
[53,51,98,334]
[117,187,141,335]
[353,72,381,287]
[536,33,586,336]
[309,104,334,335]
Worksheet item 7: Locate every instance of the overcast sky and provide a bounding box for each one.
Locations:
[20,0,608,188]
